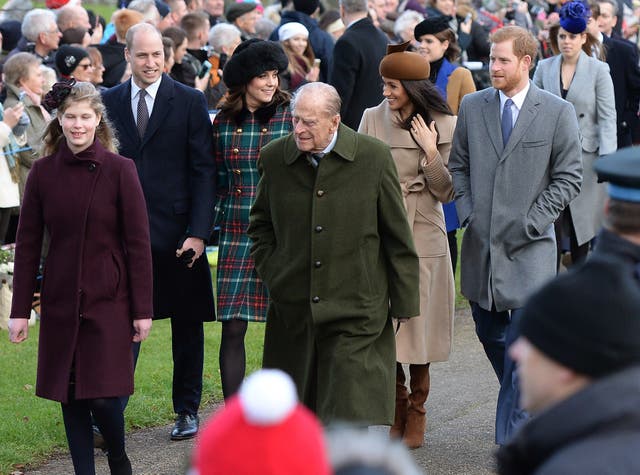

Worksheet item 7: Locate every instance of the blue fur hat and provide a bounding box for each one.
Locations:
[559,1,590,34]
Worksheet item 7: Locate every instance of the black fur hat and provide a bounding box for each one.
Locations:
[223,39,288,89]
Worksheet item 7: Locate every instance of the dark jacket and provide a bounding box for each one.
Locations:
[270,10,334,83]
[95,38,127,88]
[10,140,152,403]
[497,365,640,474]
[329,17,388,130]
[248,124,420,424]
[102,74,216,321]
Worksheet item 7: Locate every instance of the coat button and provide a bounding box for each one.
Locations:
[233,148,239,154]
[233,169,241,175]
[236,128,242,133]
[315,225,323,233]
[316,190,325,197]
[262,128,268,133]
[312,296,320,303]
[579,113,585,118]
[88,163,96,171]
[314,260,322,268]
[236,188,242,195]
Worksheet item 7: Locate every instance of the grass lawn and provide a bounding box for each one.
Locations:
[0,314,266,475]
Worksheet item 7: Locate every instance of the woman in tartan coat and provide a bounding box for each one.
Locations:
[213,39,293,398]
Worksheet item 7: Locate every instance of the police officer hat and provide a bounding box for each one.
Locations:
[594,146,640,202]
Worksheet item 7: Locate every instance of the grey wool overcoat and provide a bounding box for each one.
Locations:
[449,84,583,312]
[248,123,420,425]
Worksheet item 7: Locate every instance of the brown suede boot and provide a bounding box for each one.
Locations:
[389,363,408,439]
[403,363,430,449]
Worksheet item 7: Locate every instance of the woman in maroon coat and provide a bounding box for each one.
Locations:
[8,81,153,475]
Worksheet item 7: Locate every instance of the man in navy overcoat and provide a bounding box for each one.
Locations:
[102,23,216,440]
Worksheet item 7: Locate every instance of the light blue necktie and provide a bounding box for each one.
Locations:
[501,98,514,146]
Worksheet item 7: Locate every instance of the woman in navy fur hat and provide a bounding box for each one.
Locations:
[213,39,292,399]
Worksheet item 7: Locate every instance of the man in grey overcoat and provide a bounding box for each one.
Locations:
[448,26,582,444]
[248,83,420,425]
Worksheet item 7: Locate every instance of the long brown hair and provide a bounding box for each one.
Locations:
[43,82,119,156]
[398,78,453,131]
[548,24,606,61]
[218,82,290,120]
[281,38,315,79]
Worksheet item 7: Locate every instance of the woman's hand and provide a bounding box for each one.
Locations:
[306,65,320,82]
[410,114,438,164]
[3,102,24,130]
[133,318,152,342]
[8,318,29,343]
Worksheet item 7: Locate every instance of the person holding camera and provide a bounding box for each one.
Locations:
[213,39,293,399]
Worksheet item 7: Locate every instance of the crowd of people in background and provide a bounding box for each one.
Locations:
[1,0,640,473]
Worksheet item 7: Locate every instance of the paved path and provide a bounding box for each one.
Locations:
[27,307,499,475]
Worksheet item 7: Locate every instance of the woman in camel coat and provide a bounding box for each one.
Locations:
[359,42,455,449]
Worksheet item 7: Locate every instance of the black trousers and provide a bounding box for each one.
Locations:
[62,395,125,475]
[125,318,204,416]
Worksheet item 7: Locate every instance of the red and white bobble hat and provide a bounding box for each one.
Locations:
[193,369,331,475]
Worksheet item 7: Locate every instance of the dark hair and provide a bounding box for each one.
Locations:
[162,26,187,52]
[433,28,460,62]
[218,85,290,119]
[398,78,453,134]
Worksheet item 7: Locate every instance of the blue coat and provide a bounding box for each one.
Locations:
[102,75,216,321]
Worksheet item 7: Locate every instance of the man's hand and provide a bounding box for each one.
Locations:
[133,318,152,342]
[176,237,205,268]
[8,318,29,343]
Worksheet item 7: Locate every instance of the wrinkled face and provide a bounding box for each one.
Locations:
[126,29,164,88]
[285,34,308,56]
[20,63,44,96]
[382,77,412,116]
[59,99,101,154]
[245,70,279,110]
[292,93,340,153]
[489,39,530,96]
[597,2,616,36]
[370,0,388,20]
[235,10,258,34]
[41,23,62,51]
[72,57,94,82]
[417,34,449,62]
[557,27,587,60]
[509,337,568,414]
[435,0,455,16]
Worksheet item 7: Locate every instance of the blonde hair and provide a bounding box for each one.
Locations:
[43,82,119,156]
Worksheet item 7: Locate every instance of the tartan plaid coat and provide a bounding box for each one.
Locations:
[213,103,292,321]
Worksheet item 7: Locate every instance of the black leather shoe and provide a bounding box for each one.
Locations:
[170,413,199,440]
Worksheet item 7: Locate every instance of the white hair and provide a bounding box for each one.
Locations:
[208,22,241,51]
[21,9,57,42]
[393,9,424,38]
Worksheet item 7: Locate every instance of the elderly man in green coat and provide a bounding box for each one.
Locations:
[248,82,420,425]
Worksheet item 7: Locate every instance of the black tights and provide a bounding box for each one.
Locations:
[219,319,248,399]
[61,396,125,475]
[555,209,590,270]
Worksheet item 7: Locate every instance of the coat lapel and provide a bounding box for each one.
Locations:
[565,51,588,104]
[481,89,503,157]
[501,83,542,160]
[141,74,174,148]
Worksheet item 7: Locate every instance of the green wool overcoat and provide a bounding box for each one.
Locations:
[248,124,420,425]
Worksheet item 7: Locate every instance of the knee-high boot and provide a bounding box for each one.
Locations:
[390,363,408,439]
[403,363,430,449]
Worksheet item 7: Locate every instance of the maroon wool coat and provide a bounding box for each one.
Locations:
[10,139,153,403]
